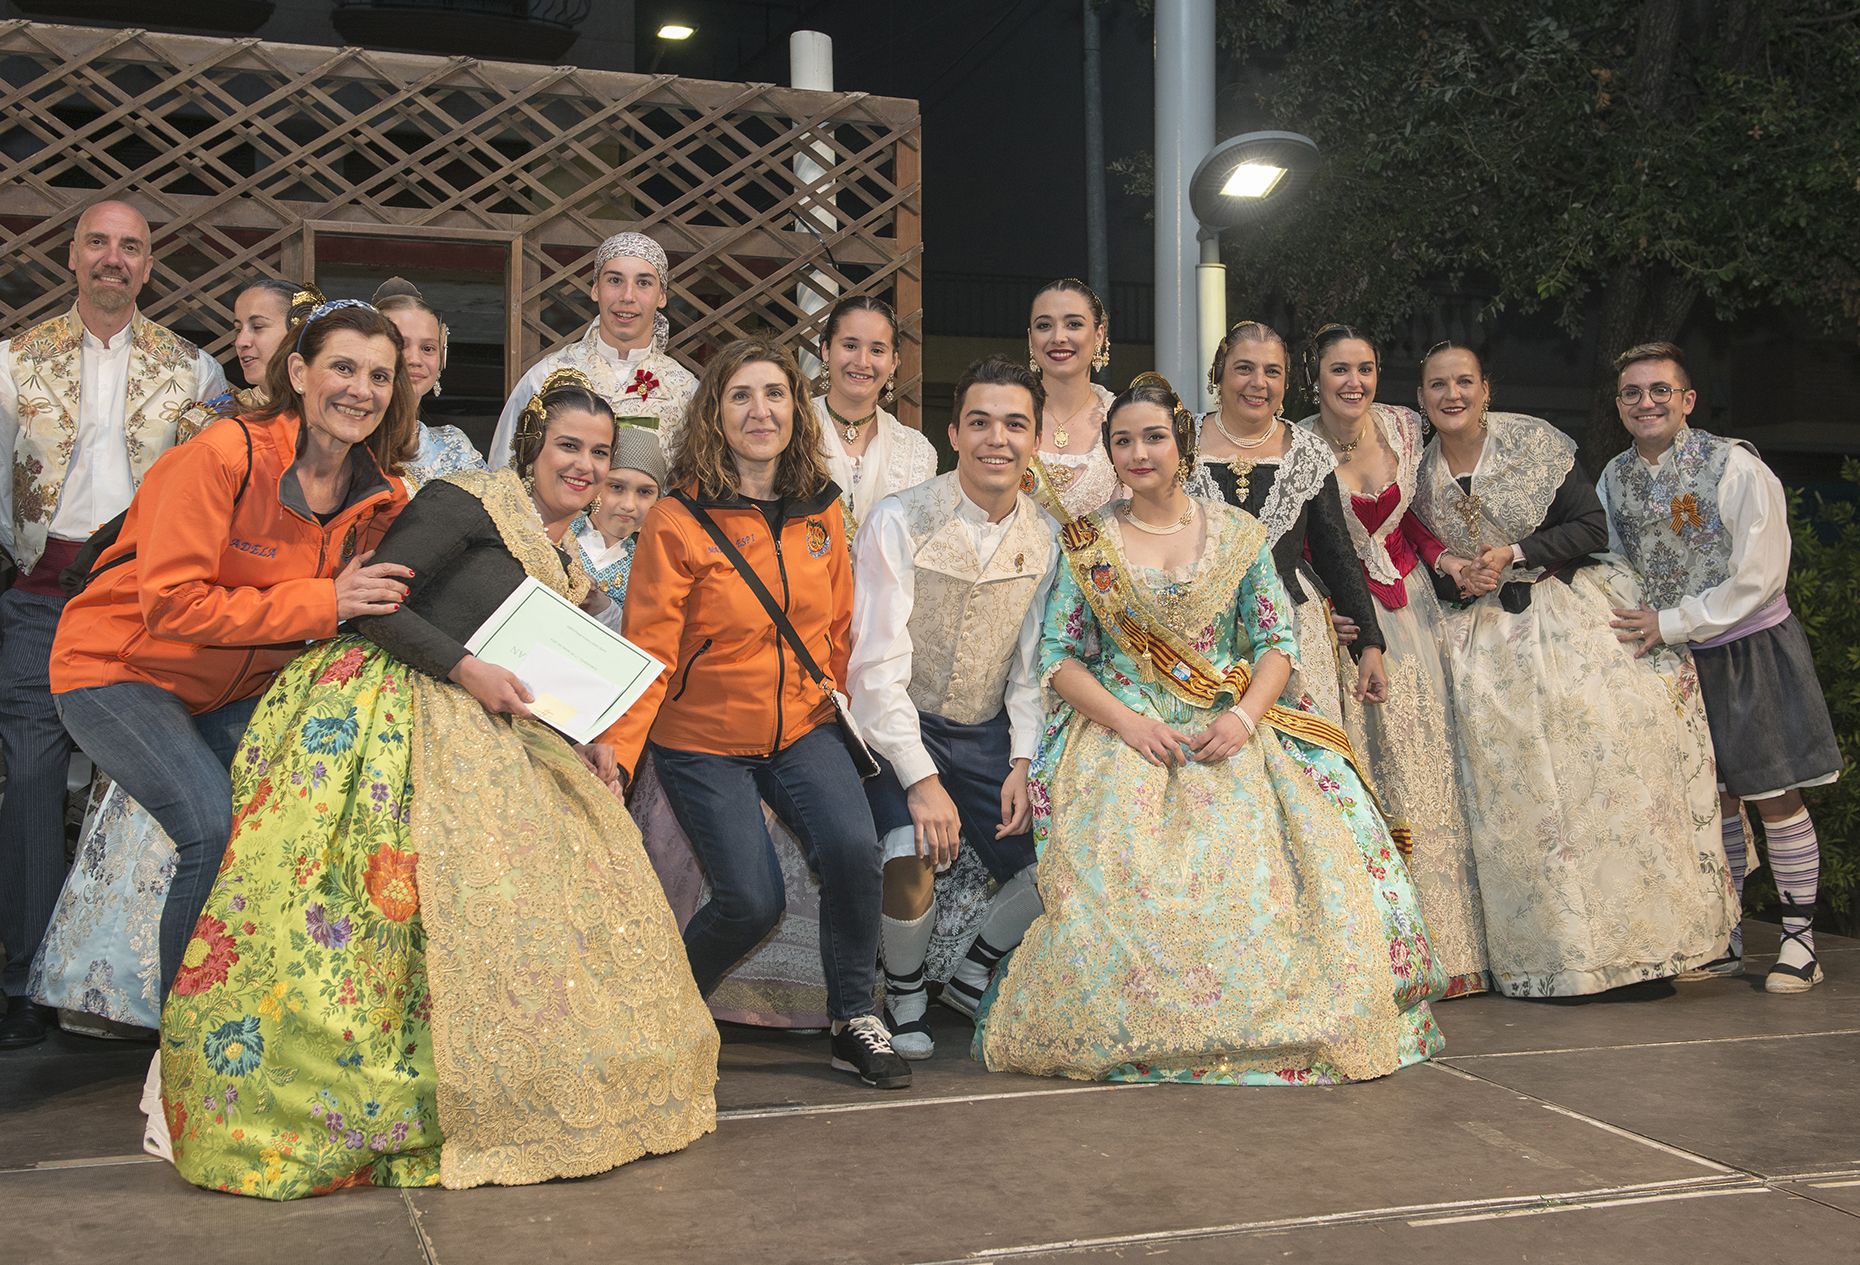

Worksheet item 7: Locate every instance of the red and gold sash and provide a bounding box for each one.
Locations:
[1059,514,1413,854]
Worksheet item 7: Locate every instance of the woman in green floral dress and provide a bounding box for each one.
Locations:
[159,370,719,1198]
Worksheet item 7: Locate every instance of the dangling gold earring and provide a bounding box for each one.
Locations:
[521,470,536,496]
[1092,341,1110,373]
[431,377,442,399]
[882,376,896,405]
[1175,455,1191,487]
[1479,402,1490,432]
[813,372,828,396]
[1028,351,1042,377]
[589,494,603,515]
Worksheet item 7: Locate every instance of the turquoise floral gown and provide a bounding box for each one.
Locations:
[977,499,1445,1084]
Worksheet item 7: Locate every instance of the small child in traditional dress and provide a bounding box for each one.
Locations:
[1601,341,1839,993]
[570,421,666,608]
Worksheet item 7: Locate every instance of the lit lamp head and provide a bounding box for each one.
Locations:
[657,22,696,41]
[1190,131,1320,231]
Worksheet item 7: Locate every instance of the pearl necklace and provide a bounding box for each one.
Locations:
[825,400,878,445]
[1212,413,1276,504]
[1120,498,1197,536]
[1211,411,1276,451]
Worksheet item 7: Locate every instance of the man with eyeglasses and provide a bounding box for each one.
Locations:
[1598,341,1837,995]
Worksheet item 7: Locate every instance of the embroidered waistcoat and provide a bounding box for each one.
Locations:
[1601,426,1744,610]
[9,305,204,573]
[898,473,1051,725]
[551,323,697,446]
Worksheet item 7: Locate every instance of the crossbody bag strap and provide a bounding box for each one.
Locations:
[671,490,831,689]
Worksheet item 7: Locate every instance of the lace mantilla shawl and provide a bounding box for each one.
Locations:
[1413,412,1576,573]
[1189,415,1336,547]
[815,399,938,533]
[1085,497,1269,647]
[438,466,592,605]
[1298,403,1423,587]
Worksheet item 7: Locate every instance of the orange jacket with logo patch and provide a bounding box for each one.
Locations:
[605,484,850,777]
[50,412,407,713]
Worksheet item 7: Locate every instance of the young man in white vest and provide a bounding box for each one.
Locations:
[1602,341,1838,994]
[847,355,1058,1058]
[488,231,696,467]
[0,200,228,1047]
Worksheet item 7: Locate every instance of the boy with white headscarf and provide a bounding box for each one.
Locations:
[490,231,696,467]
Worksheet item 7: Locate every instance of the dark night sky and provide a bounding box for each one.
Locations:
[640,0,1161,292]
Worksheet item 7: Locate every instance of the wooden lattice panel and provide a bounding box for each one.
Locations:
[0,20,924,424]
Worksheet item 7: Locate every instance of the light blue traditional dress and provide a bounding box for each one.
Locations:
[29,423,486,1030]
[976,499,1445,1084]
[406,420,486,489]
[569,514,634,607]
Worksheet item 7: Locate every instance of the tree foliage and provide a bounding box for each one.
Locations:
[1782,470,1860,931]
[1197,0,1860,457]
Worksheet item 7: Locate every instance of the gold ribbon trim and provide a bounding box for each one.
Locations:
[1058,515,1413,854]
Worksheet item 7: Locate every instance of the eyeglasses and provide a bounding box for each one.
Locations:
[1616,383,1687,406]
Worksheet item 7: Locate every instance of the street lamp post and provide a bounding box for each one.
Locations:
[1188,131,1321,411]
[1153,0,1215,401]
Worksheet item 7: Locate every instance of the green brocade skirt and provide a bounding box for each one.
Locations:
[160,637,719,1199]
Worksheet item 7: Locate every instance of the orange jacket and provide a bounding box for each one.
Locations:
[606,485,851,777]
[51,412,406,713]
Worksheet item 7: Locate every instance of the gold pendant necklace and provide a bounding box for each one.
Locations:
[1455,485,1483,549]
[1047,395,1094,451]
[1212,413,1274,505]
[825,400,878,445]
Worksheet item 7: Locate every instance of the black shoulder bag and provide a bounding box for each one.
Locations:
[671,490,878,779]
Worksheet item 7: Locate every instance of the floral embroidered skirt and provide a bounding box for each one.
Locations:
[1439,563,1738,996]
[159,637,718,1199]
[31,778,170,1031]
[1342,568,1491,998]
[977,700,1445,1085]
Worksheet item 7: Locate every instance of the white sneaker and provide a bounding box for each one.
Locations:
[140,1053,173,1163]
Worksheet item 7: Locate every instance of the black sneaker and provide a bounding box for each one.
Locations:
[830,1015,911,1089]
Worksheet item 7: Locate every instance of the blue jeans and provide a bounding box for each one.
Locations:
[651,725,881,1022]
[0,588,74,996]
[55,681,259,996]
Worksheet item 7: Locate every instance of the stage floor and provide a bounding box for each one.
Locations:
[5,920,1858,1264]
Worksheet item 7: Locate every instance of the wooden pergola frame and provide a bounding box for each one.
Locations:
[0,20,925,424]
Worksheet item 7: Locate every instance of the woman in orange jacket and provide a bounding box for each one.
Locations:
[610,337,908,1091]
[50,300,415,994]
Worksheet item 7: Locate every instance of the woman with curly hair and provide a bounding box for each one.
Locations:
[608,338,909,1091]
